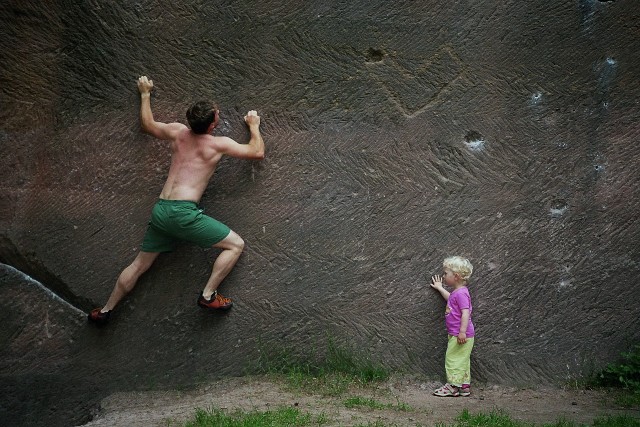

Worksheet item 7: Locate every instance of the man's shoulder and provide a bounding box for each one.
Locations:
[165,123,189,139]
[208,135,226,141]
[209,135,236,147]
[169,122,189,132]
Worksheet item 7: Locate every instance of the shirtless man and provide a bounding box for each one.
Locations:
[88,76,264,326]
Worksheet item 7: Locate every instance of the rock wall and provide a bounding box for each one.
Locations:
[1,1,639,425]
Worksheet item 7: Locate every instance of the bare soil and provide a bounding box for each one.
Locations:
[80,376,639,427]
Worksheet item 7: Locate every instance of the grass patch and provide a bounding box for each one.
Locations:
[353,421,401,427]
[591,415,640,427]
[433,409,640,427]
[343,395,412,411]
[183,406,328,427]
[435,409,530,427]
[256,338,389,396]
[181,405,640,427]
[609,391,640,408]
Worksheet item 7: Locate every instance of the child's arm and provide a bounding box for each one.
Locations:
[430,275,450,301]
[457,308,470,344]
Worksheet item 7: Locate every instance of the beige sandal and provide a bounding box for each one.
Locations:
[433,383,460,397]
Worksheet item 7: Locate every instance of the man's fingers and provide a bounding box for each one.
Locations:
[247,110,257,116]
[138,76,152,85]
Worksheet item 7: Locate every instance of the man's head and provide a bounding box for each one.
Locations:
[186,101,219,134]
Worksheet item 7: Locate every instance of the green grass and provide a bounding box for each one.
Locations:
[610,390,640,407]
[353,421,402,427]
[343,396,412,411]
[591,415,640,427]
[255,338,389,396]
[434,409,529,427]
[183,406,328,427]
[182,406,639,427]
[432,409,640,427]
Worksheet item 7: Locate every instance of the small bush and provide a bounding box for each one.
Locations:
[596,345,640,391]
[589,345,640,407]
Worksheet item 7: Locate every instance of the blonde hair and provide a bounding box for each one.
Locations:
[443,256,473,281]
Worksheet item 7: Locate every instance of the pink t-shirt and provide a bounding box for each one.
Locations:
[445,287,475,337]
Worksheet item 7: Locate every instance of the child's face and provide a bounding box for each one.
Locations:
[442,268,458,286]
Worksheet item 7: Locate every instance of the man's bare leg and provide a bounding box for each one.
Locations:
[101,251,160,312]
[201,231,245,299]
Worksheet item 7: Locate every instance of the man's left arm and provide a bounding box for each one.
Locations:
[137,76,186,140]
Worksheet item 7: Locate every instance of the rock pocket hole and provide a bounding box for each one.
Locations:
[366,48,384,63]
[550,200,568,217]
[464,131,485,151]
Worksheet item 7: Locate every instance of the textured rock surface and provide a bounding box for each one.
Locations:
[1,0,640,425]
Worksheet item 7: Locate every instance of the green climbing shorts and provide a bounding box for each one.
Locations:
[141,199,231,253]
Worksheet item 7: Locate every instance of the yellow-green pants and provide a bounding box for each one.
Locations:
[445,335,474,387]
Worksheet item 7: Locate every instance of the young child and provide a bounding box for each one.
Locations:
[430,256,475,397]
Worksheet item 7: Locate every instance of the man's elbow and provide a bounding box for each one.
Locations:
[140,121,152,134]
[247,147,264,160]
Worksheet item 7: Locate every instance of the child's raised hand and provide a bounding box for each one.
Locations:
[431,275,443,289]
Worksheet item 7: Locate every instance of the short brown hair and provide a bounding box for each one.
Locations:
[186,101,216,134]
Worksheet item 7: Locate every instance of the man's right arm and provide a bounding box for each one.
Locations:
[213,110,265,159]
[137,76,185,140]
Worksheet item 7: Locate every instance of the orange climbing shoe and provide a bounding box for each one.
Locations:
[197,291,233,311]
[87,308,111,326]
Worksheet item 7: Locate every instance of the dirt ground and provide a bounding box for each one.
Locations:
[80,375,640,427]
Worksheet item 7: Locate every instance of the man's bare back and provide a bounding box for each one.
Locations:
[137,76,264,203]
[160,128,225,202]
